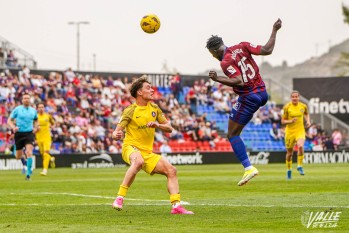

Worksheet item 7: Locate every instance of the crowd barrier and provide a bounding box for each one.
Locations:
[1,150,348,170]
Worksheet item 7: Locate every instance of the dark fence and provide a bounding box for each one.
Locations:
[1,150,348,170]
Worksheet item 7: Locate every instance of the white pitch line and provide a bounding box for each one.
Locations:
[9,192,190,204]
[6,192,348,208]
[0,203,348,208]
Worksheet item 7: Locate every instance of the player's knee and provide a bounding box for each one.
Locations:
[131,159,144,170]
[166,165,177,177]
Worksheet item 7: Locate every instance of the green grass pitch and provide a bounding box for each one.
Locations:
[0,164,348,233]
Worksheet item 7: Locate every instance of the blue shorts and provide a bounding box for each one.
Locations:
[229,91,268,125]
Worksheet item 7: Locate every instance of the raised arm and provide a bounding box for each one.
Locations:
[260,18,282,55]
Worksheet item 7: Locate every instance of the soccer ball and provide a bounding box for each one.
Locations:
[140,14,161,34]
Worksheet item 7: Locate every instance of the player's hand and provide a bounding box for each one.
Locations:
[305,122,311,129]
[273,18,282,31]
[147,122,159,128]
[12,127,19,133]
[291,118,297,123]
[112,130,124,140]
[208,71,218,82]
[33,126,40,133]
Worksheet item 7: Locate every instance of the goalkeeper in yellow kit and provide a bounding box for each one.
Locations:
[36,103,55,176]
[281,91,311,180]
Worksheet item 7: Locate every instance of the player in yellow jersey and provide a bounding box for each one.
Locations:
[36,103,55,176]
[111,76,193,215]
[281,91,311,179]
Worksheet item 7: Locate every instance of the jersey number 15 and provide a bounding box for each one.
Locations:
[238,56,255,82]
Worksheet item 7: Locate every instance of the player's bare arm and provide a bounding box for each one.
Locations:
[305,113,311,128]
[112,125,125,140]
[147,121,173,133]
[260,18,282,55]
[7,118,19,133]
[33,119,39,133]
[208,71,244,87]
[281,117,297,125]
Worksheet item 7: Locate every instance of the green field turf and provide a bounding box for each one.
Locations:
[0,164,348,233]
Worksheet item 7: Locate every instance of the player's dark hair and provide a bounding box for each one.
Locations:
[129,76,151,98]
[37,102,45,108]
[206,35,224,50]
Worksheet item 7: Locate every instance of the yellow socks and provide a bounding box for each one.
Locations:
[297,155,304,167]
[117,185,129,197]
[170,194,181,205]
[286,160,292,170]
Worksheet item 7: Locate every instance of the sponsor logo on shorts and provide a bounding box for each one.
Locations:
[233,102,241,111]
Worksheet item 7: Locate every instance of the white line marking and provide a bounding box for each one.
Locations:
[9,192,190,204]
[5,192,348,208]
[0,203,348,208]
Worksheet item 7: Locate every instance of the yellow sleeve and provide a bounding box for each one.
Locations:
[303,103,308,115]
[118,105,135,128]
[156,105,168,124]
[282,104,289,120]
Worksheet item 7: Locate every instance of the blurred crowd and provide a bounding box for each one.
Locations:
[0,67,347,154]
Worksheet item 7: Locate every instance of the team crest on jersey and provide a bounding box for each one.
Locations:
[250,43,257,48]
[227,65,236,75]
[233,102,241,111]
[152,111,156,117]
[300,109,304,113]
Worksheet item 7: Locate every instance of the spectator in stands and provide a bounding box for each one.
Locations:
[170,73,182,99]
[322,136,335,151]
[270,122,282,141]
[160,140,172,154]
[5,50,17,68]
[332,129,342,150]
[269,106,281,125]
[64,68,75,83]
[307,123,317,140]
[186,87,197,114]
[0,47,4,67]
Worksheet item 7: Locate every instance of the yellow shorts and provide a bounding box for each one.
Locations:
[37,140,52,154]
[122,144,161,174]
[284,131,305,149]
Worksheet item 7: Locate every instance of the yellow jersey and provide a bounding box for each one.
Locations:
[282,102,308,134]
[36,113,54,140]
[118,102,167,152]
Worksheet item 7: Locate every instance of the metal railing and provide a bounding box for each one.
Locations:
[0,35,37,69]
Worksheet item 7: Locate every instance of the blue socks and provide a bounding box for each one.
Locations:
[229,136,251,168]
[21,157,27,166]
[26,157,33,176]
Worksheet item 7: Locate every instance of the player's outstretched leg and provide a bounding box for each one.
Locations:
[229,136,259,186]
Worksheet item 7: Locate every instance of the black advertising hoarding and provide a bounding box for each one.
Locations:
[1,151,348,170]
[293,76,349,124]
